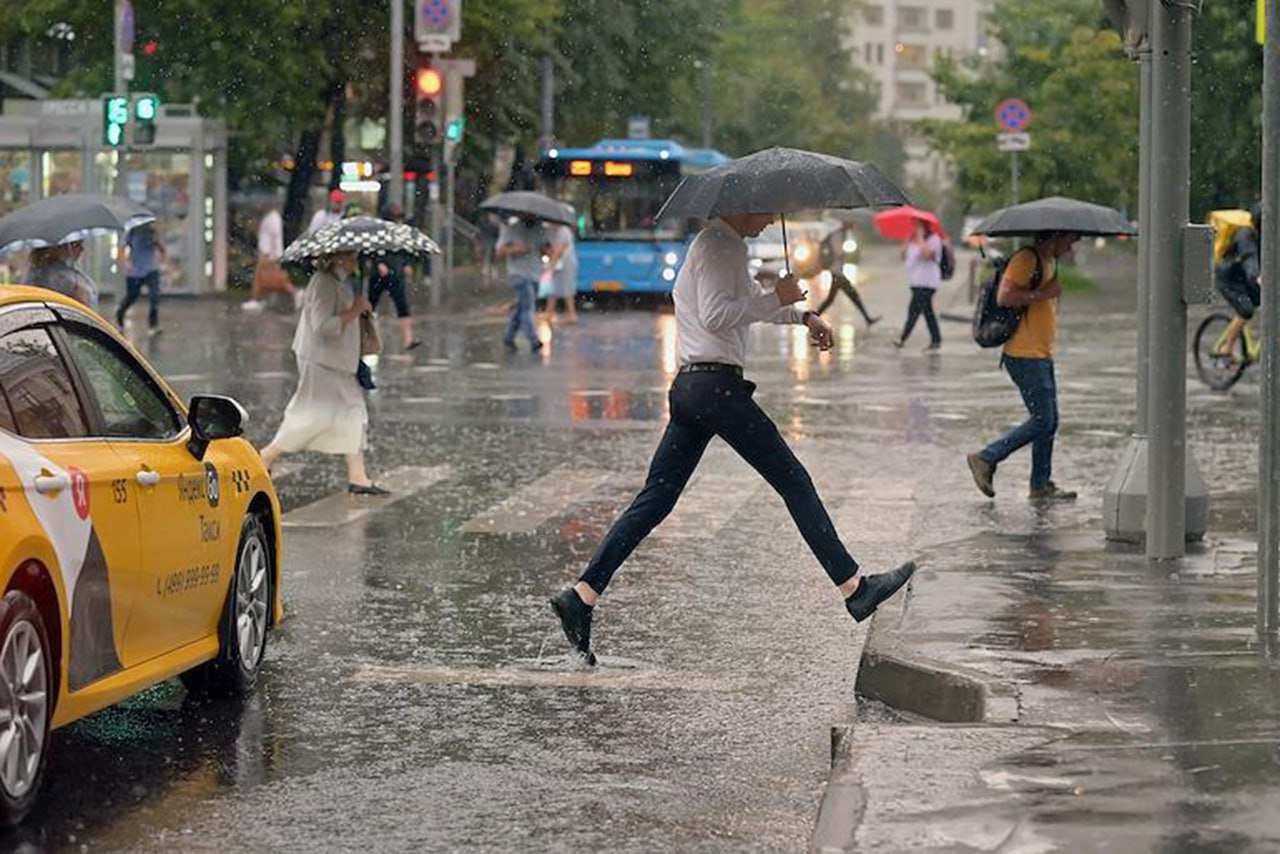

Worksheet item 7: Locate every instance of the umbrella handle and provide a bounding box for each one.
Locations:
[781,213,790,278]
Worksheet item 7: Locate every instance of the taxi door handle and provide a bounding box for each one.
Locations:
[33,473,71,495]
[135,470,161,488]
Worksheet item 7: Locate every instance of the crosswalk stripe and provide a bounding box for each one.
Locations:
[652,446,760,540]
[460,466,613,534]
[283,465,451,528]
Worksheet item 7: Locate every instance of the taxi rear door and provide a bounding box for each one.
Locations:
[0,308,140,690]
[50,314,225,662]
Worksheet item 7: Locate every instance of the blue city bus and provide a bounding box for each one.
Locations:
[535,139,728,296]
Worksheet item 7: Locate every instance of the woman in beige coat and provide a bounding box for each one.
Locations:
[259,252,388,494]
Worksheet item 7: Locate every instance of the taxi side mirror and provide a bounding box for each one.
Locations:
[187,395,248,460]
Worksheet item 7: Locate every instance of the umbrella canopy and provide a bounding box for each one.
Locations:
[872,205,946,241]
[0,193,155,255]
[280,216,440,264]
[479,191,575,226]
[969,196,1136,237]
[655,147,909,222]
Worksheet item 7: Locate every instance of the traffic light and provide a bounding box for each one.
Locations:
[131,93,160,146]
[103,95,129,147]
[414,63,444,146]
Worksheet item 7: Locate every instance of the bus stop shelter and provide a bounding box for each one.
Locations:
[0,98,227,296]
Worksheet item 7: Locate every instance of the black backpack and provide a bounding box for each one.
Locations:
[972,248,1042,348]
[938,239,956,281]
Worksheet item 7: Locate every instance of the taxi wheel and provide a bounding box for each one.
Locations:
[182,514,272,697]
[0,591,52,826]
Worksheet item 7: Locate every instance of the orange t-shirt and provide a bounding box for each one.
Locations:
[1002,248,1058,359]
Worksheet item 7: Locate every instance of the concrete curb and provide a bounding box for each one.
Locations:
[809,725,865,854]
[853,596,1019,724]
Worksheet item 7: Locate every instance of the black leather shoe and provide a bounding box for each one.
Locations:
[549,587,597,666]
[845,562,917,623]
[348,482,391,496]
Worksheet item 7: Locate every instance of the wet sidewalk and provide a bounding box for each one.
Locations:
[812,249,1280,852]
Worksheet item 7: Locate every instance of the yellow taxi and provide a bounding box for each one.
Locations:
[0,285,283,824]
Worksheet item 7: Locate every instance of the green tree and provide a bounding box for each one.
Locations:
[927,0,1138,214]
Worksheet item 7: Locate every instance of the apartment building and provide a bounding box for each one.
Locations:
[847,0,997,186]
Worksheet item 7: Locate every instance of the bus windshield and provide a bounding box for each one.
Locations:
[538,158,684,241]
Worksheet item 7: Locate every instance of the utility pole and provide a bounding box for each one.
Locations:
[1144,1,1193,558]
[1258,0,1280,634]
[389,0,405,211]
[540,54,555,149]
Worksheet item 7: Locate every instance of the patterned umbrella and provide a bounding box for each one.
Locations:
[280,216,440,264]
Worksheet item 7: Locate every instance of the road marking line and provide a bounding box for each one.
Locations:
[253,371,293,380]
[165,372,210,382]
[460,466,613,534]
[411,365,449,373]
[403,396,444,404]
[283,465,451,528]
[350,663,750,692]
[653,447,760,540]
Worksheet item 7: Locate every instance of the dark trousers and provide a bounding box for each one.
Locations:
[370,273,411,318]
[900,286,941,345]
[117,271,160,327]
[979,356,1058,489]
[815,273,874,323]
[578,369,859,594]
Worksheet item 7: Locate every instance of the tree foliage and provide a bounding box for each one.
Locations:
[925,0,1138,216]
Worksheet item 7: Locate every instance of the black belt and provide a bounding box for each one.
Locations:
[679,362,743,377]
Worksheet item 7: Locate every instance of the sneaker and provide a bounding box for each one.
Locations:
[147,326,162,337]
[892,337,905,349]
[1029,482,1077,502]
[242,300,265,312]
[549,587,597,666]
[845,562,917,622]
[924,341,941,351]
[966,453,996,497]
[532,340,544,352]
[348,482,391,496]
[867,316,881,326]
[503,339,517,351]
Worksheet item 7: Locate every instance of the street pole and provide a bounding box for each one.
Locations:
[113,0,125,93]
[1010,150,1019,205]
[445,156,455,292]
[541,54,555,148]
[389,0,405,212]
[1258,0,1280,635]
[430,145,442,307]
[1144,1,1192,559]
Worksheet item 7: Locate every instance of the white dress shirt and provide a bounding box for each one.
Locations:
[258,209,284,259]
[673,218,805,368]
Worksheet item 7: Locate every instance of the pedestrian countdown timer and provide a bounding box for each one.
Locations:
[994,98,1032,133]
[103,95,130,147]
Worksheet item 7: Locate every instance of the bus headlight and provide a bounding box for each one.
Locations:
[664,252,679,266]
[842,237,858,254]
[662,267,677,282]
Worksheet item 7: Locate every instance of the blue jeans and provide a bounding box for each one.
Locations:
[980,356,1058,489]
[505,277,538,346]
[578,370,859,594]
[117,270,161,328]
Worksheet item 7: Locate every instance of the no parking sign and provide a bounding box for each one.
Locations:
[994,98,1032,133]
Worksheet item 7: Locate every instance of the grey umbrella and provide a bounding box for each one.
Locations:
[0,193,155,255]
[280,216,440,264]
[654,146,909,274]
[480,191,575,226]
[970,196,1136,237]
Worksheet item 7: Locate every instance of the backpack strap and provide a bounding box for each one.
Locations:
[1006,246,1044,290]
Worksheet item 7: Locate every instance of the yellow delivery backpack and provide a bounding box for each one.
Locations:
[1211,208,1255,263]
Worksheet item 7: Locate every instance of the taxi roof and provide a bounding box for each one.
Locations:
[0,283,87,311]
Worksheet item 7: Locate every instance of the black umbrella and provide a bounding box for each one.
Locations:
[0,193,155,255]
[280,216,440,264]
[655,146,909,274]
[970,196,1136,237]
[480,191,575,226]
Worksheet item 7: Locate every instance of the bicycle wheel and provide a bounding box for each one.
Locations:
[1193,312,1249,390]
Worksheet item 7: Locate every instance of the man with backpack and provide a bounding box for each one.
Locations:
[966,231,1081,501]
[1212,204,1262,358]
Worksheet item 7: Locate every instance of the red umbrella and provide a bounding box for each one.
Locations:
[872,206,945,241]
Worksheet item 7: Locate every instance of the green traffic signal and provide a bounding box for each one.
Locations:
[445,116,465,143]
[103,95,129,147]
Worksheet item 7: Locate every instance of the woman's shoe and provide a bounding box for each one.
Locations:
[405,339,423,351]
[892,337,905,349]
[348,482,391,496]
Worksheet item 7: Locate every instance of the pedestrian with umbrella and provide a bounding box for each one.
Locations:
[548,147,918,665]
[963,196,1135,502]
[871,206,946,351]
[259,216,439,495]
[481,191,575,352]
[0,193,155,310]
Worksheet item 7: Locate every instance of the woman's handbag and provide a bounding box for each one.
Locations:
[359,311,383,357]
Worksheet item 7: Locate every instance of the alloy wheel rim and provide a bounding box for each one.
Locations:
[235,536,269,669]
[0,620,47,798]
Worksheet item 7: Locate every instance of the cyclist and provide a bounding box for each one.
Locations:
[1214,203,1262,359]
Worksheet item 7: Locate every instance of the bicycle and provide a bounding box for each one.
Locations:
[1193,311,1260,390]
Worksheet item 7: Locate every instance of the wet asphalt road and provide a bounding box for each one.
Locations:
[7,245,1263,852]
